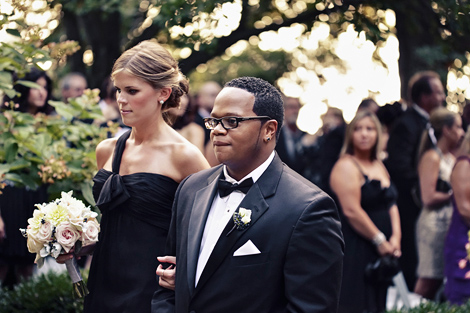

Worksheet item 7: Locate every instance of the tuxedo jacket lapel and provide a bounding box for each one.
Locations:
[192,155,283,297]
[187,167,222,295]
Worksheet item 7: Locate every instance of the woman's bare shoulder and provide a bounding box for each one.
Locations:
[95,137,118,168]
[172,141,210,177]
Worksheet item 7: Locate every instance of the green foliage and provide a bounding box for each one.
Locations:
[386,300,470,313]
[0,89,115,206]
[0,270,86,313]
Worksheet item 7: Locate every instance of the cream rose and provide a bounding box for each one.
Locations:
[36,220,53,242]
[81,220,100,246]
[55,222,80,253]
[26,231,44,254]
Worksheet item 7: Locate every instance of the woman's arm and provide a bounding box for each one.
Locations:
[451,158,470,226]
[0,214,5,243]
[388,204,401,257]
[418,150,452,207]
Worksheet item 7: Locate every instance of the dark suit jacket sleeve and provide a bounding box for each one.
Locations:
[151,176,190,313]
[284,194,344,313]
[386,119,420,184]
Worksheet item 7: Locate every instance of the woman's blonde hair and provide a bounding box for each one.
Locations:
[341,110,383,161]
[111,40,189,123]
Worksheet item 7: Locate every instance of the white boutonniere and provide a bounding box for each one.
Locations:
[226,208,252,236]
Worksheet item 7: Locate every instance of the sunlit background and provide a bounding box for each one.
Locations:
[1,0,469,134]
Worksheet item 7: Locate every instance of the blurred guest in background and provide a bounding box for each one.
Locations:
[385,71,446,289]
[193,81,222,166]
[376,101,405,160]
[415,108,464,300]
[194,81,222,146]
[1,68,55,115]
[275,96,307,175]
[357,98,379,114]
[60,72,87,103]
[168,93,205,152]
[302,106,345,187]
[0,67,54,288]
[330,110,401,313]
[445,129,470,305]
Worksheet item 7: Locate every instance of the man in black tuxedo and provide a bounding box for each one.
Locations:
[385,71,445,290]
[152,77,344,313]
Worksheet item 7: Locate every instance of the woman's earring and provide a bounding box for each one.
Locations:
[159,100,164,105]
[266,137,271,142]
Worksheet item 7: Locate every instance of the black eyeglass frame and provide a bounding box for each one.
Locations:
[204,116,272,130]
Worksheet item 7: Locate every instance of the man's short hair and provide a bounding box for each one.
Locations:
[408,71,440,105]
[225,77,284,140]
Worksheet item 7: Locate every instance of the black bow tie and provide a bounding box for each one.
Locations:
[218,177,254,197]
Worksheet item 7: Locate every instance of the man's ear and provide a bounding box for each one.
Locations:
[264,119,278,141]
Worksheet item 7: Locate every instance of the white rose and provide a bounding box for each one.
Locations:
[55,222,80,253]
[36,220,53,242]
[81,220,100,246]
[239,208,252,224]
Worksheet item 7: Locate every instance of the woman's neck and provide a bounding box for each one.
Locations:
[437,138,450,155]
[352,149,372,162]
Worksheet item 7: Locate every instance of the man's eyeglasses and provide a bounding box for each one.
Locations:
[204,116,272,130]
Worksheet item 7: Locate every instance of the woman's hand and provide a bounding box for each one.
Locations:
[377,240,396,257]
[55,247,81,264]
[388,235,402,258]
[156,256,176,290]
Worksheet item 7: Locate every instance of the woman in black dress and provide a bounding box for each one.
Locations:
[60,40,209,312]
[0,68,54,288]
[330,110,402,313]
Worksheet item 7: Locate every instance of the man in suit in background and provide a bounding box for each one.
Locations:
[275,96,307,175]
[385,71,446,290]
[193,81,222,146]
[152,76,344,313]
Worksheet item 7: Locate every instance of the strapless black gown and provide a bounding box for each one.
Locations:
[337,175,398,313]
[84,130,179,313]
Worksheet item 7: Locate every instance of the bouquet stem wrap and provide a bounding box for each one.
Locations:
[65,256,89,298]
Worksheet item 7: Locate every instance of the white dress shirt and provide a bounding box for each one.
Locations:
[195,151,275,286]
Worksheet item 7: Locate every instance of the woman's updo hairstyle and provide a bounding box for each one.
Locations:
[111,40,189,123]
[418,107,458,159]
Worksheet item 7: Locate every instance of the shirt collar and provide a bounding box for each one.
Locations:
[222,151,275,184]
[412,103,430,120]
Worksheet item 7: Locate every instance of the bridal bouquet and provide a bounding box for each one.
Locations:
[20,191,100,297]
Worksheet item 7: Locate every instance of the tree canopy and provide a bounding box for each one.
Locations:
[3,0,470,105]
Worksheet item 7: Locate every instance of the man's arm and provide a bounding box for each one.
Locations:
[151,177,188,313]
[284,195,344,313]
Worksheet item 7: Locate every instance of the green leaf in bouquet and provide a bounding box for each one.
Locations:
[5,28,21,37]
[80,180,96,207]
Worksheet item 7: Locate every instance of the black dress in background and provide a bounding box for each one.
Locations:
[0,185,48,265]
[85,130,179,312]
[337,174,398,313]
